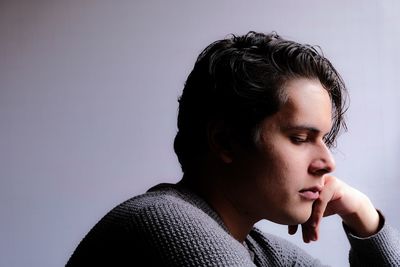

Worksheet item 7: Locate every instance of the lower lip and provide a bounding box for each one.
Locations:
[299,191,320,200]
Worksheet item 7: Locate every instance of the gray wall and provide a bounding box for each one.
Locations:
[1,1,399,266]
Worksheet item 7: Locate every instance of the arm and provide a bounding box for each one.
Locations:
[289,175,400,265]
[344,212,400,266]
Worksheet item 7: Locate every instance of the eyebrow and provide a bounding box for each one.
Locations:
[281,124,321,134]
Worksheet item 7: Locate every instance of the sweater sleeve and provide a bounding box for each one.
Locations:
[344,211,400,266]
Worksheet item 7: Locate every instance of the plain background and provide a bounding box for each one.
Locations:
[1,0,399,266]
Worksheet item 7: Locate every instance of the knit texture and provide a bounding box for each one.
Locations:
[66,183,399,266]
[344,220,400,266]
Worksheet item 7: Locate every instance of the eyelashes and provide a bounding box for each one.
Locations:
[290,134,331,148]
[290,135,309,144]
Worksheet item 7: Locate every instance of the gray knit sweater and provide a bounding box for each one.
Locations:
[67,183,400,266]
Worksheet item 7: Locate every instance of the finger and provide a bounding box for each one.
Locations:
[288,225,298,235]
[309,179,337,229]
[301,201,321,243]
[302,222,316,243]
[323,199,341,217]
[301,179,337,243]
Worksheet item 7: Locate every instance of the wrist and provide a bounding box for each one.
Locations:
[341,196,380,237]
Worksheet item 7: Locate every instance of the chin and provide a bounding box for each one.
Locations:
[272,209,311,225]
[267,203,313,225]
[296,207,313,223]
[286,207,313,225]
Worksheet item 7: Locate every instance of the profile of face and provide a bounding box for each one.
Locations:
[224,78,336,226]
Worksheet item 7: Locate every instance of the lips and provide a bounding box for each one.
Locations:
[299,186,322,200]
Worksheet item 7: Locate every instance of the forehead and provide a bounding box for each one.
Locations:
[264,78,333,134]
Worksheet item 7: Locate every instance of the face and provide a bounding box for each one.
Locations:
[225,78,336,225]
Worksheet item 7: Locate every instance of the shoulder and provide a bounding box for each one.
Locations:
[113,184,234,244]
[109,183,222,228]
[68,184,254,266]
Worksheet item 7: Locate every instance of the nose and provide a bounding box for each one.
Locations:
[308,143,336,176]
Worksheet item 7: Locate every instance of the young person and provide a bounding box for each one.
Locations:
[67,31,400,266]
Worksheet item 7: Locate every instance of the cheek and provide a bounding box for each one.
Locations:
[286,154,308,173]
[262,145,310,186]
[253,137,311,184]
[254,151,288,188]
[279,143,312,170]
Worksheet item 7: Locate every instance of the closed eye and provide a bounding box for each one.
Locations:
[290,135,309,144]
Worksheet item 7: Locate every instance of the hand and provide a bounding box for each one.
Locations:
[288,175,380,243]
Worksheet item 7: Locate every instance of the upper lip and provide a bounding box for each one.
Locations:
[299,185,323,193]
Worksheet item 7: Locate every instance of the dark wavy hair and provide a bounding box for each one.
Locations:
[174,31,348,173]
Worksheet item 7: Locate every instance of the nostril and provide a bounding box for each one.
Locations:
[315,167,331,176]
[309,159,333,176]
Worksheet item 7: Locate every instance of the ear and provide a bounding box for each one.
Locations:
[207,120,234,164]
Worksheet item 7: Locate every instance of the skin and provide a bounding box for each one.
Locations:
[182,78,380,243]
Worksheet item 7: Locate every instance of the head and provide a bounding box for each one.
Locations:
[174,31,347,175]
[173,31,348,226]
